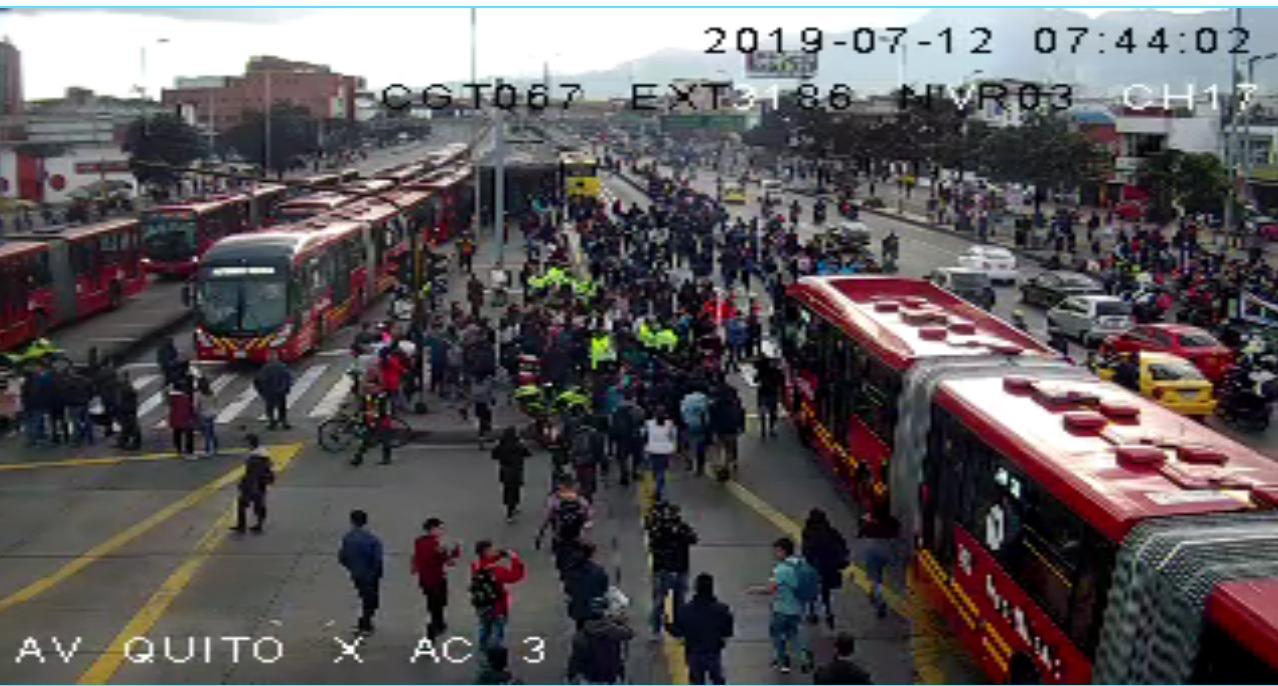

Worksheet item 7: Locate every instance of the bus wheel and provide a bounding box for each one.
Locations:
[108,282,123,310]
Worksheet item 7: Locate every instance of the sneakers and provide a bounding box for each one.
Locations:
[771,660,792,675]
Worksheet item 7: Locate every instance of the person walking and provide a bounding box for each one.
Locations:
[801,508,850,629]
[646,501,699,639]
[567,595,635,685]
[469,540,527,657]
[751,537,817,674]
[569,419,605,501]
[679,386,711,475]
[670,573,735,685]
[708,385,745,479]
[643,409,678,501]
[412,517,462,641]
[609,393,645,486]
[562,541,609,630]
[538,479,594,578]
[254,351,293,430]
[492,427,531,522]
[115,371,142,450]
[195,375,220,457]
[338,509,384,634]
[755,357,783,439]
[859,499,899,619]
[232,434,274,533]
[473,374,495,447]
[813,632,873,684]
[167,372,197,459]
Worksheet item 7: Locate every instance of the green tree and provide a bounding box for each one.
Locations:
[121,113,207,190]
[222,102,319,178]
[976,112,1107,213]
[1137,149,1228,221]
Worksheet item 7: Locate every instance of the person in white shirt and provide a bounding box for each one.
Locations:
[644,409,678,501]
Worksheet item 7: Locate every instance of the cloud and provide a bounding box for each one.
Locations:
[9,8,309,23]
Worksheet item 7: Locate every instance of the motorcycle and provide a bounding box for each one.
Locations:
[1215,362,1278,432]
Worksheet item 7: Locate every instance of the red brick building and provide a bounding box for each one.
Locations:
[161,55,363,133]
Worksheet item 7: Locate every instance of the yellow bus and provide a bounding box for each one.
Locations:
[560,151,600,200]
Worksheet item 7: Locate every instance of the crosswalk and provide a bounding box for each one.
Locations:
[120,362,361,430]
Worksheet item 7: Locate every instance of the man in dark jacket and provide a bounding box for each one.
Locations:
[813,632,872,684]
[567,597,635,685]
[646,501,699,636]
[115,373,141,450]
[338,509,384,634]
[91,358,121,439]
[232,434,274,533]
[671,573,734,685]
[562,541,609,629]
[255,352,294,430]
[64,368,94,446]
[709,385,746,477]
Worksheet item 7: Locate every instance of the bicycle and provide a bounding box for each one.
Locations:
[317,403,412,453]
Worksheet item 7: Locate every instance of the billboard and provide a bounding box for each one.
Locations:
[745,51,818,79]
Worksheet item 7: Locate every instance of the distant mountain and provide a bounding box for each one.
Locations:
[524,8,1278,100]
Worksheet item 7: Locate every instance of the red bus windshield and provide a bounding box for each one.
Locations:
[141,210,197,262]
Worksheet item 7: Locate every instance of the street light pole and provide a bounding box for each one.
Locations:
[470,8,481,243]
[1226,8,1242,236]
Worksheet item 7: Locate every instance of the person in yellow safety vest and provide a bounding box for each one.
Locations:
[590,332,616,370]
[638,320,660,349]
[655,327,679,353]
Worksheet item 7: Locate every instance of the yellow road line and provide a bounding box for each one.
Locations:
[636,473,689,685]
[78,443,304,685]
[723,480,951,684]
[0,445,287,616]
[0,449,249,473]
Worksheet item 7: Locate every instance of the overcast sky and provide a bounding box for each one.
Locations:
[2,7,1205,100]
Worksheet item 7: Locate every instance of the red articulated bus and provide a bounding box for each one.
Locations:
[373,163,425,186]
[784,276,1278,684]
[323,188,434,296]
[140,184,287,278]
[192,220,369,363]
[0,219,148,350]
[275,180,395,225]
[406,164,473,245]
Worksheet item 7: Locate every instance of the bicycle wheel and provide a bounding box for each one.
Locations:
[318,417,357,453]
[387,416,413,449]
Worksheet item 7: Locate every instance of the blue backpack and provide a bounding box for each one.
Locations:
[790,558,822,604]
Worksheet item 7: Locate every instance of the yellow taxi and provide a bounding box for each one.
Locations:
[722,185,747,204]
[1095,351,1218,418]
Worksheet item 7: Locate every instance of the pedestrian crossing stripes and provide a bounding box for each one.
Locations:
[308,374,352,419]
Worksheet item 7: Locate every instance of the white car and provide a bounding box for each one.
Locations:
[1046,295,1135,346]
[761,179,784,194]
[957,246,1018,284]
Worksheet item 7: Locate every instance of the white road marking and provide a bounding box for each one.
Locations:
[130,374,160,391]
[309,373,353,419]
[215,385,260,425]
[257,364,327,420]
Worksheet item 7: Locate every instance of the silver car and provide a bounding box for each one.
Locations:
[1046,295,1135,346]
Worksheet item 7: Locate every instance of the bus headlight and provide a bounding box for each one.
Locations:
[269,323,294,348]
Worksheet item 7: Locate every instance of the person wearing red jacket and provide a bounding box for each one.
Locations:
[412,517,461,640]
[471,540,527,657]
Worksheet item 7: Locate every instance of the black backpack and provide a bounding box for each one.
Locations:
[469,567,502,619]
[555,498,587,541]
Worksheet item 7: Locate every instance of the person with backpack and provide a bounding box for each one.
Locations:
[492,427,532,522]
[413,517,462,640]
[470,540,527,657]
[562,541,609,630]
[570,419,606,501]
[338,509,384,634]
[750,536,817,674]
[670,573,734,685]
[609,393,645,486]
[679,386,710,475]
[645,501,699,638]
[232,434,274,534]
[801,508,850,629]
[538,479,593,577]
[709,385,746,480]
[567,595,635,684]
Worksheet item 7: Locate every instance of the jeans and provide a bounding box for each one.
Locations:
[477,614,507,655]
[200,416,218,455]
[649,452,670,501]
[23,410,45,445]
[69,405,93,445]
[865,541,890,615]
[650,570,688,634]
[769,612,809,666]
[686,430,708,473]
[687,650,726,685]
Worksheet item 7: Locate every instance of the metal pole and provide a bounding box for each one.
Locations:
[1246,57,1255,201]
[494,78,505,267]
[264,70,273,178]
[1226,8,1241,236]
[470,8,481,243]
